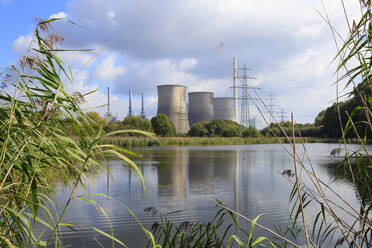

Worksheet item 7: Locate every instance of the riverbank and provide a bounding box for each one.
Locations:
[102,136,356,147]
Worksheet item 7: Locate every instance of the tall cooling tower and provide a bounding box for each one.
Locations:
[188,92,214,127]
[157,85,190,134]
[213,97,236,121]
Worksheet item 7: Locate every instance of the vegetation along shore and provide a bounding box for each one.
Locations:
[102,136,363,147]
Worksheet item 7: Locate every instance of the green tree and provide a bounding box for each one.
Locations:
[188,119,242,137]
[188,121,209,137]
[260,122,322,137]
[242,126,259,138]
[314,110,325,127]
[86,111,106,126]
[317,90,372,138]
[151,114,176,136]
[122,116,153,132]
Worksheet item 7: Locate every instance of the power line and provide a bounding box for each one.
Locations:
[279,108,288,122]
[265,93,278,124]
[236,64,260,127]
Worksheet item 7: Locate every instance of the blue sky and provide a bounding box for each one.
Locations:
[0,0,67,68]
[0,0,361,126]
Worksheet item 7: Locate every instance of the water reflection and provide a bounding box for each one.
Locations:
[156,148,188,199]
[55,144,370,247]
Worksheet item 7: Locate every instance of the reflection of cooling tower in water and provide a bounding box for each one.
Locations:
[188,150,215,191]
[157,148,188,198]
[188,92,214,127]
[213,150,237,180]
[157,85,190,134]
[213,97,236,121]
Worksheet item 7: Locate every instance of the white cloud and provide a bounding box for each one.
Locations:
[179,59,197,71]
[12,34,33,55]
[106,10,115,19]
[68,69,128,120]
[10,0,363,123]
[91,55,126,82]
[298,23,325,38]
[58,50,97,68]
[49,12,67,19]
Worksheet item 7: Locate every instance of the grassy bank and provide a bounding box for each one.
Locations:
[102,136,351,147]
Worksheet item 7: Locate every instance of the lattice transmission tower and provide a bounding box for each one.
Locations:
[236,65,260,127]
[266,93,278,124]
[279,108,288,122]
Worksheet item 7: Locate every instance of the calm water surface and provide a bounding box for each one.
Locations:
[54,143,369,247]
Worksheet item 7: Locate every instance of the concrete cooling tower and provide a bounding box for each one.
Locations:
[213,97,236,122]
[188,92,214,127]
[157,85,190,134]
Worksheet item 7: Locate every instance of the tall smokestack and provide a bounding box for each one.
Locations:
[233,57,238,122]
[127,90,133,117]
[140,93,146,119]
[107,87,111,114]
[105,87,113,121]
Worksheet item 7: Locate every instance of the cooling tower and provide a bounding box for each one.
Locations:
[188,92,214,127]
[213,97,236,121]
[157,85,190,134]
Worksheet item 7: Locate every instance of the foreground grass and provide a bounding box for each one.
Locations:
[102,136,356,147]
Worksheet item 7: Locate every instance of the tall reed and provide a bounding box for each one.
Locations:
[0,18,153,247]
[238,1,372,247]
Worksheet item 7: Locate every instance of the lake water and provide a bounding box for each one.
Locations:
[53,143,369,247]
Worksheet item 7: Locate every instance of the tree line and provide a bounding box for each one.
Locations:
[84,86,372,139]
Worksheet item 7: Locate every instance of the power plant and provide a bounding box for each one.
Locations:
[213,97,236,121]
[117,57,267,132]
[188,92,214,126]
[155,86,237,134]
[157,85,190,134]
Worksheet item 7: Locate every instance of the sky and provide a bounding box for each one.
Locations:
[0,0,361,127]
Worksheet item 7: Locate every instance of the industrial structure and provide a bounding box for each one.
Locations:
[213,97,235,121]
[157,85,190,134]
[233,58,238,122]
[279,108,288,122]
[152,58,274,132]
[235,64,260,127]
[266,93,278,123]
[107,57,283,130]
[188,92,214,126]
[140,93,146,119]
[127,90,134,117]
[105,87,113,121]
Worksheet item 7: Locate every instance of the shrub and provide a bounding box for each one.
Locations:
[86,111,106,126]
[242,126,259,138]
[188,121,209,137]
[122,116,153,132]
[189,119,242,137]
[151,114,176,136]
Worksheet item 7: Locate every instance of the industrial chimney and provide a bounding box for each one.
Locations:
[188,92,214,127]
[127,90,133,117]
[105,87,113,120]
[213,97,235,121]
[157,85,190,134]
[140,93,146,119]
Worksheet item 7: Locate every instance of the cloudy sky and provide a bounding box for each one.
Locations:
[0,0,360,126]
